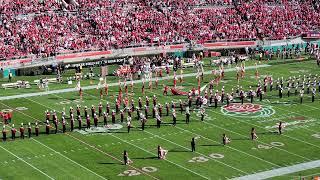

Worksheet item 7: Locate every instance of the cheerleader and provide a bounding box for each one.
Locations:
[222,134,231,145]
[158,145,168,159]
[123,150,133,165]
[300,89,304,104]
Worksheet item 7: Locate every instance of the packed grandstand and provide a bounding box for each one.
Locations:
[0,0,319,60]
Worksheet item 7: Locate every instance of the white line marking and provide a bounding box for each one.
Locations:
[31,138,107,180]
[0,145,55,180]
[232,160,320,180]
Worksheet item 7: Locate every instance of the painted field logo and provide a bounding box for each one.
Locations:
[221,103,275,118]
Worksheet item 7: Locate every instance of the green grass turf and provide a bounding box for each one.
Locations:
[0,58,320,179]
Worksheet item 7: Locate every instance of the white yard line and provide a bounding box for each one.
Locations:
[31,138,107,180]
[231,160,320,180]
[0,64,271,101]
[0,145,55,180]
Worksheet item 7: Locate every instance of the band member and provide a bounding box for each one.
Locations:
[156,113,161,128]
[115,102,120,114]
[62,117,66,133]
[35,122,39,136]
[120,110,124,123]
[158,104,163,117]
[45,110,50,121]
[91,105,95,118]
[300,89,304,104]
[103,112,108,127]
[106,102,110,114]
[153,95,157,107]
[98,103,103,117]
[84,106,88,118]
[152,105,156,118]
[249,87,254,103]
[251,128,258,140]
[53,117,58,134]
[10,124,16,140]
[278,121,283,135]
[78,115,82,130]
[76,105,81,116]
[131,100,135,112]
[312,88,316,102]
[127,117,131,133]
[144,105,148,119]
[240,89,244,104]
[185,106,190,124]
[141,115,146,131]
[138,97,143,109]
[191,137,196,152]
[86,115,91,129]
[226,93,230,106]
[94,114,98,127]
[222,134,231,145]
[27,122,32,138]
[112,110,116,124]
[20,123,25,139]
[200,108,205,121]
[172,110,177,126]
[2,126,7,141]
[146,96,150,107]
[279,86,283,98]
[70,114,75,131]
[67,107,72,118]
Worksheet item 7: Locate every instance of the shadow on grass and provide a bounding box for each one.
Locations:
[169,149,191,153]
[258,131,278,135]
[132,156,158,160]
[232,137,251,141]
[200,144,223,147]
[98,162,120,165]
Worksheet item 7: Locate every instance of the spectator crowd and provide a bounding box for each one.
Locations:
[0,0,319,60]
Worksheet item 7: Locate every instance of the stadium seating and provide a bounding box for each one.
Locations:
[0,0,319,60]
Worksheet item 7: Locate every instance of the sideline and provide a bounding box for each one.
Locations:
[232,160,320,180]
[0,64,271,101]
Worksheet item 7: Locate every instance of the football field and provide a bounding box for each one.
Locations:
[0,58,320,180]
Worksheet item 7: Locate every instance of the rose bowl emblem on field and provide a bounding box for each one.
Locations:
[221,103,275,118]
